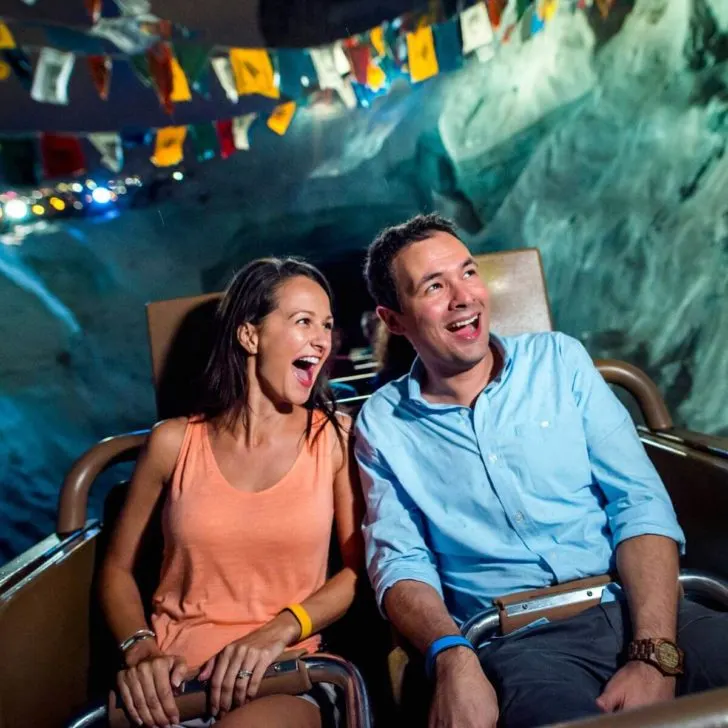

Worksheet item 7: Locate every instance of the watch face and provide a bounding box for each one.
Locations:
[657,642,680,670]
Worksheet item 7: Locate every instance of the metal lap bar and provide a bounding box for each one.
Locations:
[504,584,607,617]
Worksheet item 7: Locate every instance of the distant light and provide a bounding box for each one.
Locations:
[117,184,127,195]
[32,190,43,200]
[49,197,66,211]
[92,187,112,204]
[301,76,310,87]
[57,182,69,192]
[31,204,45,216]
[86,179,97,190]
[4,199,29,220]
[71,182,83,193]
[73,201,84,210]
[125,177,134,185]
[172,171,184,181]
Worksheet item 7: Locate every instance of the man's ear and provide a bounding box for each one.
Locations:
[376,305,407,336]
[236,323,259,355]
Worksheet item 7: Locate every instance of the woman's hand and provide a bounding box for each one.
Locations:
[117,640,188,727]
[200,611,301,716]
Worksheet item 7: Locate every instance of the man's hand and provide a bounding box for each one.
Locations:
[597,661,676,713]
[429,647,499,728]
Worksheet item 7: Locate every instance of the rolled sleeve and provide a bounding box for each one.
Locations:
[354,415,443,615]
[559,334,686,554]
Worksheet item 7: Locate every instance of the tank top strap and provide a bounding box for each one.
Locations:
[168,417,209,496]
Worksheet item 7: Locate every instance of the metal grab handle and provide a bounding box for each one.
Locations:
[56,430,149,536]
[596,359,673,432]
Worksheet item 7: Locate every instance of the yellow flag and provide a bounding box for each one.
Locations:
[152,126,187,167]
[229,49,279,99]
[0,61,9,81]
[366,62,386,92]
[539,0,558,21]
[0,22,16,49]
[406,26,438,84]
[267,101,296,136]
[170,56,191,102]
[370,26,385,57]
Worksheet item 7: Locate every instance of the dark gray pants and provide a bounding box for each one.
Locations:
[478,598,728,728]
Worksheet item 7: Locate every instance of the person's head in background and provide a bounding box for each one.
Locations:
[373,320,416,386]
[360,311,379,349]
[364,213,491,384]
[202,257,339,435]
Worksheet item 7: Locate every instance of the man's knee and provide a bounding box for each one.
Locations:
[678,601,728,694]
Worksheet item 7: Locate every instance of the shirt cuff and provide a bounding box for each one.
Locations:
[372,566,445,619]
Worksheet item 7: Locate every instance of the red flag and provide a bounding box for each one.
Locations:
[486,0,508,28]
[84,0,102,23]
[87,55,111,100]
[344,39,370,85]
[215,119,235,159]
[147,42,174,114]
[40,134,86,179]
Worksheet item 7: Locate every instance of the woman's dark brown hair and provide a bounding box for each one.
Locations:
[200,257,341,443]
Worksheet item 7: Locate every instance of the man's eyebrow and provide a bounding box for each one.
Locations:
[413,257,477,291]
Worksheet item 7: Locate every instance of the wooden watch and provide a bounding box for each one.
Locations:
[627,638,685,676]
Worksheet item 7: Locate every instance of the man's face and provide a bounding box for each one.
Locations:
[379,231,490,376]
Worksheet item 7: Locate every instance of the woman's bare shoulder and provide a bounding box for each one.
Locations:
[145,417,190,474]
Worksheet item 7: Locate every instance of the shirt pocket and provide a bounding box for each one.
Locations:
[505,414,592,494]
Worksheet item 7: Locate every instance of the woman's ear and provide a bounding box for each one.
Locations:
[236,323,259,355]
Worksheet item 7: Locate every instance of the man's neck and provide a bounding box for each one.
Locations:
[420,342,500,408]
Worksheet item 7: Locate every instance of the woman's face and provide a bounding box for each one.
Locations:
[245,275,334,407]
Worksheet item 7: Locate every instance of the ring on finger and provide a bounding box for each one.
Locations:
[236,669,253,680]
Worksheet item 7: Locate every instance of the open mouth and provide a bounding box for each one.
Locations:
[292,355,321,389]
[445,313,481,341]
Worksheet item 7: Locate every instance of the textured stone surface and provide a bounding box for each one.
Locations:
[1,0,727,563]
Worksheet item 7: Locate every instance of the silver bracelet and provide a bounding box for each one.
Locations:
[119,628,156,653]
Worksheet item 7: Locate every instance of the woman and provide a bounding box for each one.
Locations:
[99,258,364,728]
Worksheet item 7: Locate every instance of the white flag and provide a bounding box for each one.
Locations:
[89,132,124,173]
[310,46,344,90]
[332,42,351,76]
[336,79,358,109]
[113,0,152,15]
[232,113,257,150]
[460,2,495,55]
[31,48,75,105]
[211,57,239,103]
[89,17,158,54]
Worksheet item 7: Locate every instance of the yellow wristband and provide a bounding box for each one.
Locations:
[285,603,313,641]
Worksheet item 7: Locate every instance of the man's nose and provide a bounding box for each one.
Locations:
[450,280,474,308]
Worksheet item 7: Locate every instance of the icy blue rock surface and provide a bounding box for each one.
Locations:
[1,0,727,563]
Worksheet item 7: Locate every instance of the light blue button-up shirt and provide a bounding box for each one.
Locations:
[354,332,685,625]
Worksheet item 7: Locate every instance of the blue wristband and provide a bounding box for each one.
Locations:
[425,635,475,679]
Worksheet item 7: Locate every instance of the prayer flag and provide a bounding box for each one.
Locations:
[232,112,256,150]
[0,22,16,49]
[174,43,211,94]
[345,40,370,84]
[211,57,238,102]
[151,126,186,167]
[310,46,345,90]
[267,101,296,136]
[170,55,191,102]
[190,122,218,162]
[460,2,495,54]
[40,134,86,178]
[332,42,350,75]
[87,55,112,99]
[406,26,438,83]
[366,61,386,92]
[31,48,75,105]
[215,119,235,159]
[147,42,174,113]
[89,132,124,172]
[229,48,279,98]
[370,26,385,57]
[0,61,9,81]
[433,18,461,74]
[85,0,103,24]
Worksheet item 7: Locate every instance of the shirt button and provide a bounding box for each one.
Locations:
[488,453,498,464]
[540,420,550,428]
[460,410,469,419]
[514,511,524,523]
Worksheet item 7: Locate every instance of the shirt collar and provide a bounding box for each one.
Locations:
[406,333,513,409]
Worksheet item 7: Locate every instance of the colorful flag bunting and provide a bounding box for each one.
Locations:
[277,48,317,99]
[345,41,370,85]
[0,139,39,186]
[229,48,279,99]
[31,48,75,105]
[114,0,152,15]
[485,0,508,28]
[267,101,296,136]
[0,61,9,81]
[89,17,158,54]
[174,44,211,95]
[0,22,16,50]
[211,57,238,102]
[3,48,33,89]
[460,2,495,54]
[44,26,108,54]
[190,122,218,161]
[370,26,386,57]
[147,42,174,113]
[310,46,346,90]
[595,0,615,18]
[85,0,103,24]
[406,26,438,83]
[40,134,86,178]
[332,42,351,76]
[89,132,123,172]
[170,55,191,102]
[232,113,256,150]
[87,55,112,99]
[433,18,462,74]
[215,120,235,159]
[151,126,186,167]
[366,61,386,92]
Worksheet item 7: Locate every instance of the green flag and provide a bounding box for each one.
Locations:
[190,122,218,162]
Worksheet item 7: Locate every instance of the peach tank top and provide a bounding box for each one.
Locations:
[151,413,335,669]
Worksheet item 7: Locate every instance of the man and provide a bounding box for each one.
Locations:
[354,213,728,728]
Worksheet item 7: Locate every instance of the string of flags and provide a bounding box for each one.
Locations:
[0,0,615,187]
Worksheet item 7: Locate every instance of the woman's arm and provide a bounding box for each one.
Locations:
[98,418,187,726]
